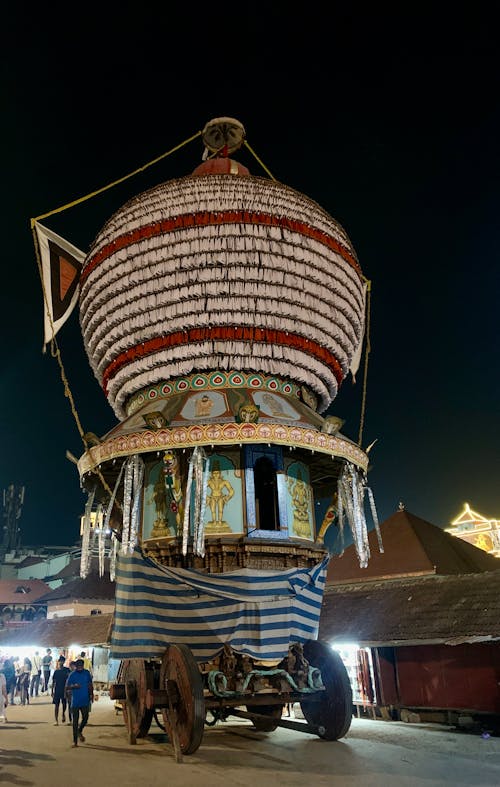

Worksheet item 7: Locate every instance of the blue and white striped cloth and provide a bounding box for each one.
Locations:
[110,548,329,662]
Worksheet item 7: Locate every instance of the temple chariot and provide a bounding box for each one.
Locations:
[72,117,379,759]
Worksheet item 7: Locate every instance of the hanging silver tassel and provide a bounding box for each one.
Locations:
[182,453,195,555]
[195,450,209,557]
[128,455,145,554]
[367,486,384,553]
[80,486,96,578]
[109,533,118,582]
[336,479,345,557]
[338,463,370,569]
[96,504,105,576]
[121,456,135,555]
[193,448,203,544]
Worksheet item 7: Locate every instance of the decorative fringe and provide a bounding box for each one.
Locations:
[80,486,96,578]
[80,176,366,419]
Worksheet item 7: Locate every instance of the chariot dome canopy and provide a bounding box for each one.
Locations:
[79,117,366,420]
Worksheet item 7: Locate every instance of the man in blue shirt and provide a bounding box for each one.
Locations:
[65,658,93,748]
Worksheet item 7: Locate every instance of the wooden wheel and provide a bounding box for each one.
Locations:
[120,659,155,744]
[245,704,284,732]
[160,644,205,756]
[300,640,353,740]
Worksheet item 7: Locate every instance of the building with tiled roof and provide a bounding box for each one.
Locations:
[0,578,51,623]
[445,502,500,558]
[36,572,116,618]
[319,508,500,724]
[0,612,112,649]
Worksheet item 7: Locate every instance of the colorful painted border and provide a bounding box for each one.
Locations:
[77,422,368,476]
[126,372,302,416]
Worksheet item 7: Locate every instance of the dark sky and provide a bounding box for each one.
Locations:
[1,7,499,546]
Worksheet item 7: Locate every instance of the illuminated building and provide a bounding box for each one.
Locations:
[445,502,500,558]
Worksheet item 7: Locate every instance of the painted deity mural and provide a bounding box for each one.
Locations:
[284,459,315,539]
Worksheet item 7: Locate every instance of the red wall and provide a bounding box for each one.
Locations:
[394,643,500,713]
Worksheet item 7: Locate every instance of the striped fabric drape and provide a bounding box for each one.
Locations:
[110,547,329,662]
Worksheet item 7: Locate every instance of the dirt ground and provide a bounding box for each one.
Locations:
[1,694,499,787]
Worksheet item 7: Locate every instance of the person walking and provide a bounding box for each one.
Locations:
[41,648,53,693]
[51,655,70,725]
[19,657,31,705]
[0,666,8,722]
[2,657,16,707]
[30,650,42,698]
[66,658,93,748]
[66,661,76,724]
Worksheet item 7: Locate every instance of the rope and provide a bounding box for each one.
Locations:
[357,280,372,447]
[30,130,205,504]
[31,130,202,224]
[243,140,276,180]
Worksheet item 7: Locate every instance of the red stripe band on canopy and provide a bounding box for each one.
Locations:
[101,326,344,395]
[82,211,361,283]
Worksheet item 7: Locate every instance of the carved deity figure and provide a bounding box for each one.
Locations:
[148,450,183,538]
[205,461,234,533]
[149,472,171,537]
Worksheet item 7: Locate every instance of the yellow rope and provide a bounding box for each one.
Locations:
[30,131,207,498]
[30,130,202,225]
[243,140,276,180]
[357,280,372,447]
[30,128,275,499]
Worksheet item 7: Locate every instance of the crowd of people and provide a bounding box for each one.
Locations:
[0,648,94,747]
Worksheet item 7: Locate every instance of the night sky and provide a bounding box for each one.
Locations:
[1,8,498,546]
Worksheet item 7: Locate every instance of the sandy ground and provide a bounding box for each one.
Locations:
[1,694,499,787]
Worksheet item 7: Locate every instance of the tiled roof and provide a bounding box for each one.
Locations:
[49,556,110,580]
[37,572,116,603]
[327,508,500,584]
[0,579,52,605]
[319,569,500,646]
[0,613,113,648]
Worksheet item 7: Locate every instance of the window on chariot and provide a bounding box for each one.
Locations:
[253,456,279,530]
